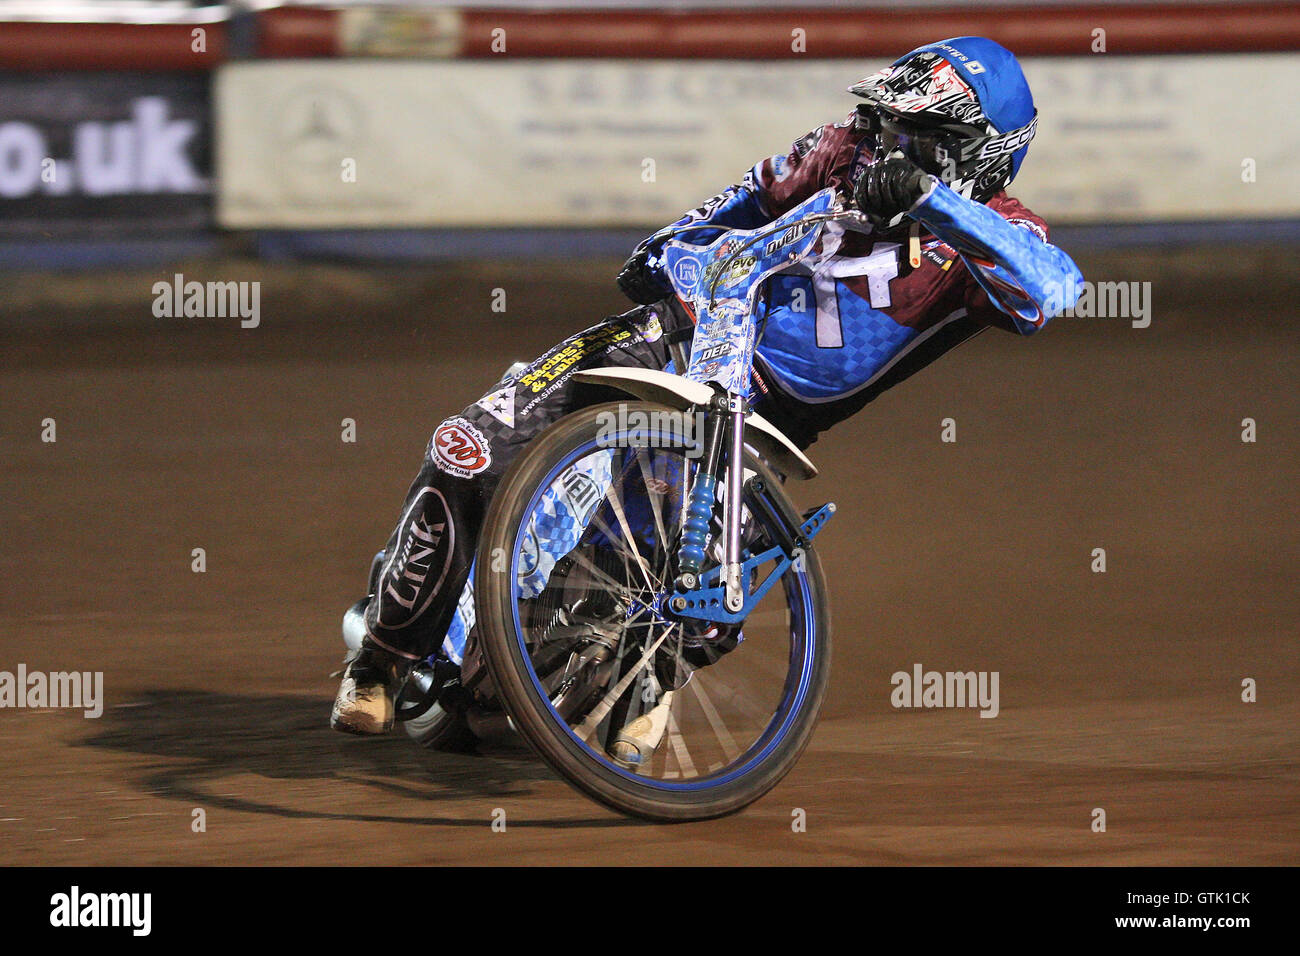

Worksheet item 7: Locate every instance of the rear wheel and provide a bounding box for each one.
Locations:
[400,665,477,752]
[476,402,831,821]
[358,553,476,752]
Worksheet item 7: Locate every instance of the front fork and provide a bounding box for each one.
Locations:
[722,393,749,613]
[673,389,750,614]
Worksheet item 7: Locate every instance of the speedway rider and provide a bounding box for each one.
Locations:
[331,37,1085,764]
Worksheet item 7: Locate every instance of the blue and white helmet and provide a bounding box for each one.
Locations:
[849,37,1038,202]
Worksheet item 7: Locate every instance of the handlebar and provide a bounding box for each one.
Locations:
[661,204,868,309]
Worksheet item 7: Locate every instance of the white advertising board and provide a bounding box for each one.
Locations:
[216,54,1300,228]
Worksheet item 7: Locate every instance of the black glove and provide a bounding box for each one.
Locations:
[854,156,929,227]
[616,246,673,305]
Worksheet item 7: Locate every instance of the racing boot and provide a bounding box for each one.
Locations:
[613,622,742,766]
[330,640,413,736]
[609,691,676,769]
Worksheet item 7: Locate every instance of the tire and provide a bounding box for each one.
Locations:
[364,552,477,753]
[403,700,477,752]
[399,662,477,752]
[475,402,831,821]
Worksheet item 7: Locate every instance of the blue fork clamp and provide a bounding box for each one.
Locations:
[668,501,836,624]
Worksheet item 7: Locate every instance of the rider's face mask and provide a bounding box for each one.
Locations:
[870,105,1040,201]
[876,113,966,182]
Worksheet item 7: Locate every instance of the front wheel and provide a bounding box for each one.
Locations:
[475,402,831,821]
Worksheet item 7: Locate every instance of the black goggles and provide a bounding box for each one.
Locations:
[876,113,975,177]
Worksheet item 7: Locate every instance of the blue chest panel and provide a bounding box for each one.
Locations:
[757,274,919,400]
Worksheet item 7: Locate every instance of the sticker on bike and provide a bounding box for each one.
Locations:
[431,417,492,478]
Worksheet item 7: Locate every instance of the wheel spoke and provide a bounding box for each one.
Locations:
[570,626,674,744]
[663,709,698,779]
[584,505,662,592]
[601,475,661,594]
[684,678,741,763]
[566,548,633,599]
[632,446,674,572]
[691,669,780,725]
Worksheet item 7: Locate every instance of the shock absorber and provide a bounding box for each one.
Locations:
[676,475,716,584]
[675,392,728,590]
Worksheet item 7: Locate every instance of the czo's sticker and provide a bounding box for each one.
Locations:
[431,417,492,478]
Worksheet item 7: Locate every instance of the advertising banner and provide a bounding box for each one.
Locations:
[0,72,211,240]
[215,55,1299,229]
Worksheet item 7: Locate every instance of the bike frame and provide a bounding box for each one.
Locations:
[576,188,851,620]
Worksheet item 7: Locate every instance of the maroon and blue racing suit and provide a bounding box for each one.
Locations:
[633,109,1084,447]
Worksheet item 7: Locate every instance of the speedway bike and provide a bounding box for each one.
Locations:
[343,187,850,820]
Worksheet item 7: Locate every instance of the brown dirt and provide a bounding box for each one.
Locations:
[1,246,1296,864]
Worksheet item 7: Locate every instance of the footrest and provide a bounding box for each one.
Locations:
[671,503,836,625]
[800,502,836,541]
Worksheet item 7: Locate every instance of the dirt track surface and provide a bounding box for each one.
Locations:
[1,246,1296,865]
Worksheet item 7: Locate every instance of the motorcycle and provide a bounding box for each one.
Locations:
[342,187,849,821]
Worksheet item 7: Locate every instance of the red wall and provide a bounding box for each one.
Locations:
[1,3,1294,71]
